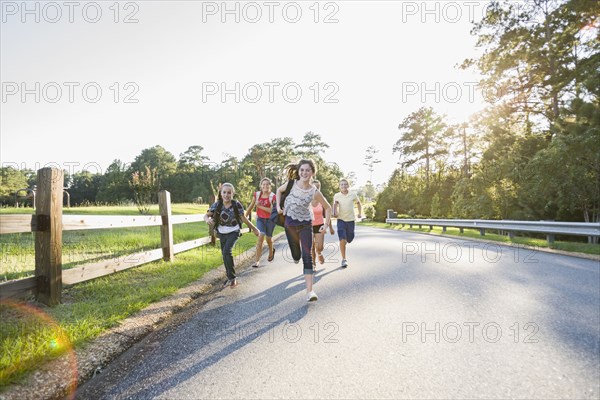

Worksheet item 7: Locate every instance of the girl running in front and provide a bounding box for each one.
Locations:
[204,183,259,288]
[276,159,332,302]
[311,180,334,267]
[245,178,277,268]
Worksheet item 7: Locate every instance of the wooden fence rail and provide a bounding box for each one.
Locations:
[0,213,206,235]
[0,168,231,306]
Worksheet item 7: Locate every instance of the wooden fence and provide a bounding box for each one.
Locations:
[0,167,235,306]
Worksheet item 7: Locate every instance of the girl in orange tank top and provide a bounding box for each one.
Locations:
[311,180,334,266]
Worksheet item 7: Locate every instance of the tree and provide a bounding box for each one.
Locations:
[69,171,101,205]
[462,0,599,139]
[243,143,270,181]
[361,181,377,201]
[363,146,381,183]
[370,0,599,222]
[270,137,297,181]
[466,105,546,219]
[374,168,425,220]
[97,159,131,203]
[178,145,209,173]
[430,193,442,218]
[314,159,343,202]
[129,166,158,214]
[451,122,481,178]
[0,167,29,206]
[294,131,329,159]
[242,138,301,190]
[451,177,495,219]
[129,145,177,189]
[395,107,449,184]
[522,98,600,224]
[215,154,241,185]
[364,205,374,220]
[235,173,254,207]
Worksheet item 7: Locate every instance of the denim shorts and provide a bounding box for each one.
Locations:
[337,220,355,243]
[256,217,275,237]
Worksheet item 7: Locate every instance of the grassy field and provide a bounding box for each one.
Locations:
[0,203,277,388]
[359,221,600,256]
[0,204,210,281]
[0,203,209,215]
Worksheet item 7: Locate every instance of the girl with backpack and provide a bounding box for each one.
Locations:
[276,159,332,302]
[245,177,277,268]
[204,183,259,288]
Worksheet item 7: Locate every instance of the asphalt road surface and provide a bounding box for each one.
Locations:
[77,226,600,399]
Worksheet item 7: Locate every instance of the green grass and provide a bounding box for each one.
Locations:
[0,203,282,387]
[0,203,209,215]
[0,204,211,281]
[1,224,210,281]
[0,227,277,388]
[359,221,600,256]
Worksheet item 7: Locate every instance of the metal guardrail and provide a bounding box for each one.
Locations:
[385,217,600,244]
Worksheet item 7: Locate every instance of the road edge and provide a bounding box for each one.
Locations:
[361,224,600,262]
[0,232,287,400]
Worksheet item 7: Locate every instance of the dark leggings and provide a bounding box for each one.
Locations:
[285,223,314,275]
[218,231,240,280]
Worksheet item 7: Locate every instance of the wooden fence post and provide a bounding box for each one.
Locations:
[35,168,63,306]
[158,190,174,262]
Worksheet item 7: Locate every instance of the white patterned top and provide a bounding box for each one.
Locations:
[284,181,316,222]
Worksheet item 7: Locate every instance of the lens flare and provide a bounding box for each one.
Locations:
[49,337,61,351]
[0,301,78,400]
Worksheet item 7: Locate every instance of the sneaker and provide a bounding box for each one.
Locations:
[252,261,260,268]
[341,259,348,268]
[222,279,231,288]
[230,278,238,288]
[307,291,318,302]
[294,259,300,264]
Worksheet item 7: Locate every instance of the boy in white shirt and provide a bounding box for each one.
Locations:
[332,179,362,268]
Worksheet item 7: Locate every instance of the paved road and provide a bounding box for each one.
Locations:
[77,226,600,399]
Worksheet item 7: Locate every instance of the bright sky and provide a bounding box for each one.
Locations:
[1,0,492,187]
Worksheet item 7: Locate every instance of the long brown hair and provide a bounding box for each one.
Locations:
[285,159,317,180]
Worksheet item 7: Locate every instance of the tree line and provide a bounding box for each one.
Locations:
[375,0,599,223]
[2,1,597,223]
[1,132,355,210]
